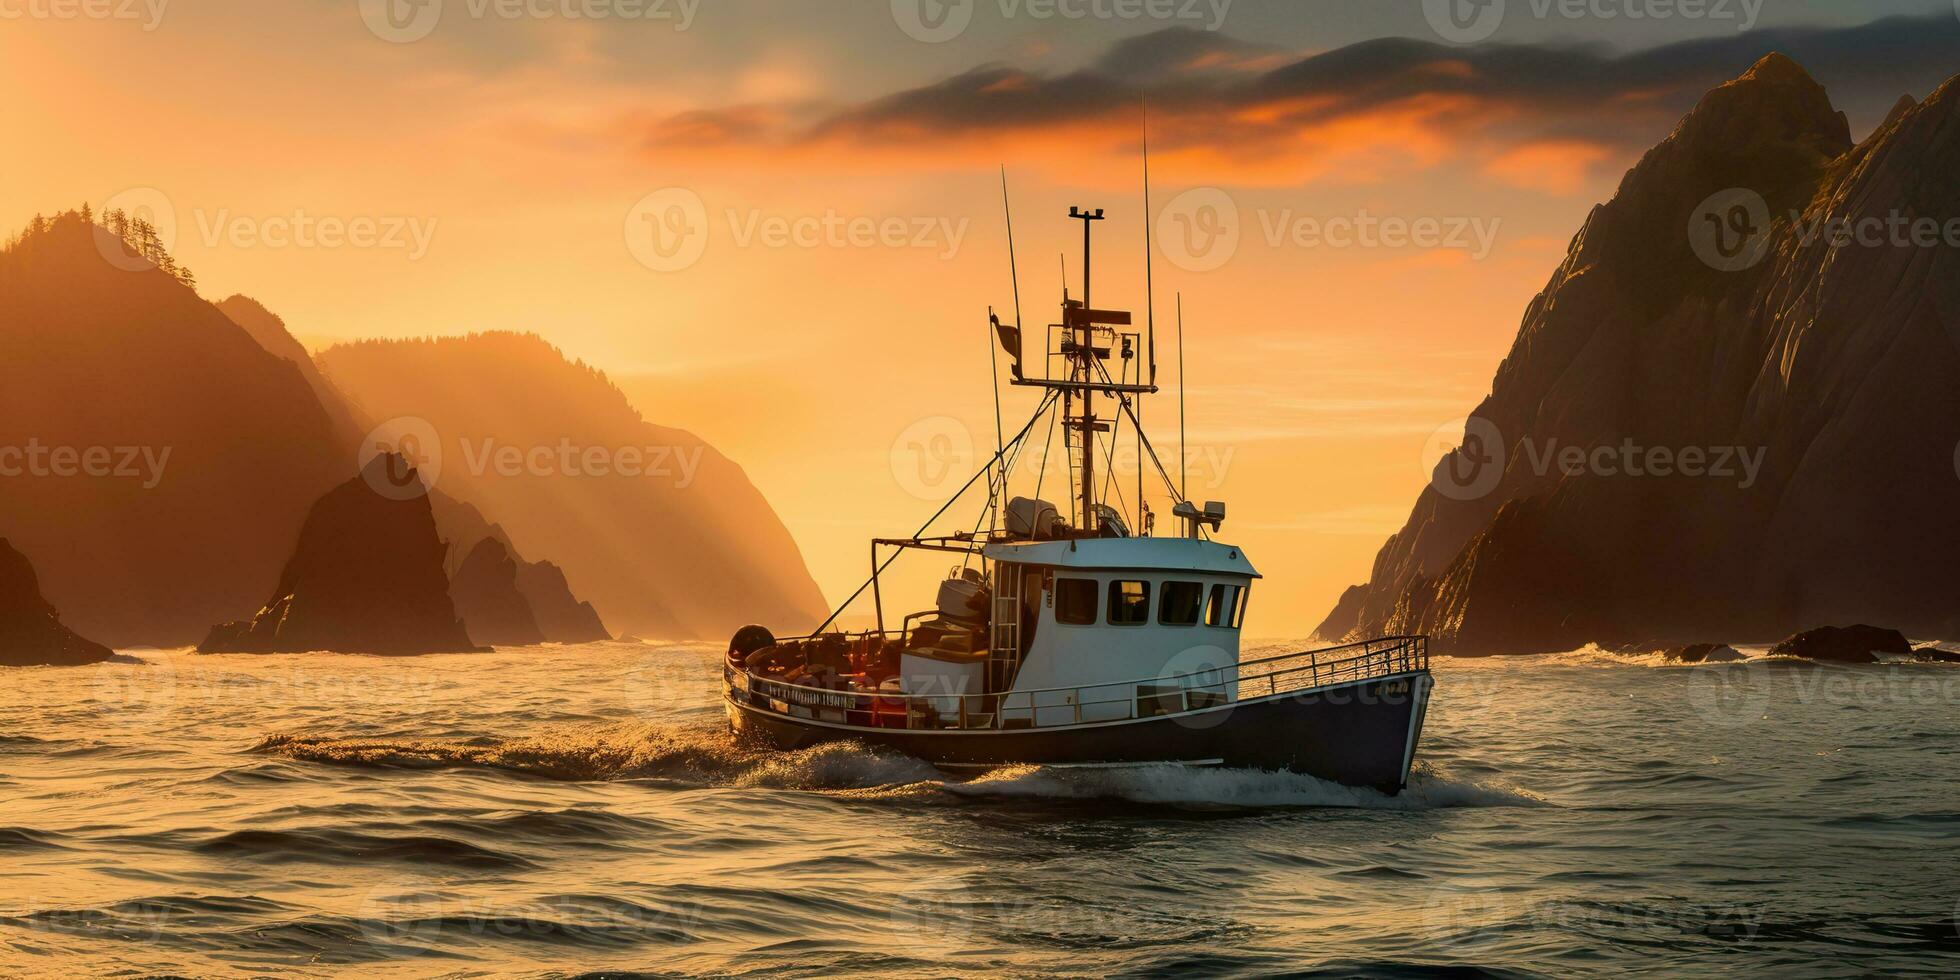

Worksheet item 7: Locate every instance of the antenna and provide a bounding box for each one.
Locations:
[1139,95,1154,530]
[1142,94,1157,387]
[992,166,1019,519]
[1177,292,1187,500]
[1000,167,1024,343]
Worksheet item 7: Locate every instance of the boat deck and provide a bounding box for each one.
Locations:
[726,635,1429,733]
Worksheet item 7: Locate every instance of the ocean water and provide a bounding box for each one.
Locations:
[2,641,1957,978]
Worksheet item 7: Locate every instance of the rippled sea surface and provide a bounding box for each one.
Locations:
[3,641,1958,978]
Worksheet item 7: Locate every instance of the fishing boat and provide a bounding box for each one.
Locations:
[724,202,1433,793]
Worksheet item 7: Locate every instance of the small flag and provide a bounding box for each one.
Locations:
[991,313,1023,380]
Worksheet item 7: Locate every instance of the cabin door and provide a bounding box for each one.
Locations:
[988,562,1029,693]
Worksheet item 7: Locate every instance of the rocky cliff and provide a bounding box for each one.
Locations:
[513,557,611,644]
[316,332,828,640]
[0,214,346,646]
[199,456,478,655]
[1319,55,1960,655]
[0,539,113,667]
[449,538,547,647]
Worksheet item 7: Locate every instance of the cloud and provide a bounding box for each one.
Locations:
[629,17,1960,192]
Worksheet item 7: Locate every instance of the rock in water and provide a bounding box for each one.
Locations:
[1664,644,1745,664]
[514,558,611,643]
[449,539,547,647]
[0,539,114,666]
[199,456,478,655]
[314,332,828,640]
[1319,56,1960,655]
[1769,625,1914,664]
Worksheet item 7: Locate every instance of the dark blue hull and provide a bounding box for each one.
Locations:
[727,672,1432,793]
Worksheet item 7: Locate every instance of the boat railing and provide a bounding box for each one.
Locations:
[725,635,1428,732]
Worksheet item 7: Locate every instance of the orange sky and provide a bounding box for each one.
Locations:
[6,2,1943,636]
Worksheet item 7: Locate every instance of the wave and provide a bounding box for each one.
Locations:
[253,723,941,790]
[941,762,1545,810]
[256,723,1537,811]
[0,826,71,851]
[196,828,532,870]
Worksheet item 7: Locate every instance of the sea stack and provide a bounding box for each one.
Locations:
[449,538,547,647]
[199,455,479,655]
[0,539,114,666]
[514,558,610,643]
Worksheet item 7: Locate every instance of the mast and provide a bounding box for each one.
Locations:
[1067,206,1106,531]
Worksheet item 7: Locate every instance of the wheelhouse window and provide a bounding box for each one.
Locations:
[1206,584,1245,629]
[1055,578,1098,625]
[1108,580,1150,625]
[1159,581,1203,626]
